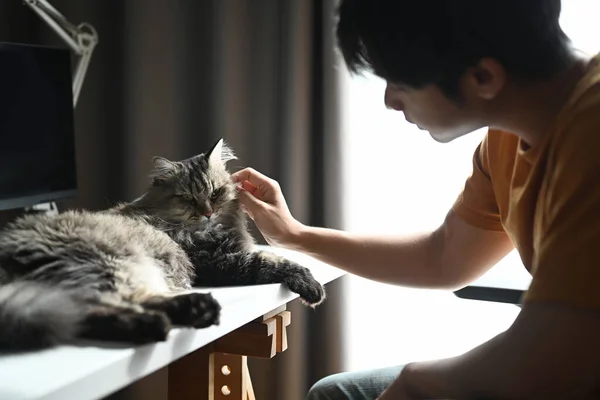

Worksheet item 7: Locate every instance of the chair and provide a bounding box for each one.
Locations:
[453,263,530,306]
[454,285,525,306]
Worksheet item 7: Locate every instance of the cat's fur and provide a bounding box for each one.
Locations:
[0,139,325,351]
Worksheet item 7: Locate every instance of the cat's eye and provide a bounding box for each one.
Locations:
[182,194,193,201]
[211,187,223,200]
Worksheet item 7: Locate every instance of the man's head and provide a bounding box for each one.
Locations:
[336,0,574,142]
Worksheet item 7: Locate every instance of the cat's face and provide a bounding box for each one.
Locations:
[143,139,239,224]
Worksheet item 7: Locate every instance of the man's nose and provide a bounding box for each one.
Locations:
[384,84,403,111]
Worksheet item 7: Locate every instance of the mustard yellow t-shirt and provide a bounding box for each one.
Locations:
[453,54,600,308]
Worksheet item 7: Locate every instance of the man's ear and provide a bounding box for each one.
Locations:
[206,138,237,167]
[463,58,507,100]
[150,156,179,185]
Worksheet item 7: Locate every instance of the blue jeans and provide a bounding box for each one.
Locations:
[306,365,405,400]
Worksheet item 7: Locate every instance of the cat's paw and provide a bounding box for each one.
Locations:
[131,312,172,343]
[166,292,222,328]
[282,263,326,307]
[79,309,172,345]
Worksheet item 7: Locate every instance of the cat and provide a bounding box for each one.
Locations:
[0,138,325,351]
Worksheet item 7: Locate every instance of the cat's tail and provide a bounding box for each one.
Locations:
[0,281,84,351]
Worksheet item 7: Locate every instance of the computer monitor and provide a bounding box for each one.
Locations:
[0,41,77,211]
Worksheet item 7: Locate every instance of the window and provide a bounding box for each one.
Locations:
[340,1,600,371]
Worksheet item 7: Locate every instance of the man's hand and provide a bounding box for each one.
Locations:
[231,167,305,248]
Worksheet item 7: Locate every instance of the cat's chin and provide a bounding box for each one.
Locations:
[183,216,216,232]
[185,219,208,230]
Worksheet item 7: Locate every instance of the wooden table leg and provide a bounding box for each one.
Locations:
[212,353,248,399]
[168,306,291,400]
[245,369,255,400]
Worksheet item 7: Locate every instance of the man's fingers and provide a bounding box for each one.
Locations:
[231,167,263,184]
[241,180,259,194]
[236,186,265,212]
[231,167,277,192]
[240,179,276,202]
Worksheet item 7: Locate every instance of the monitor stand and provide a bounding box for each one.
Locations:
[23,201,59,216]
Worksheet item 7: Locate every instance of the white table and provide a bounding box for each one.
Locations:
[0,247,345,400]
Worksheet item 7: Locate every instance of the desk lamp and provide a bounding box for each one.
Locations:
[21,0,98,215]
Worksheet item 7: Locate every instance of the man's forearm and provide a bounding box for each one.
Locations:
[287,225,446,288]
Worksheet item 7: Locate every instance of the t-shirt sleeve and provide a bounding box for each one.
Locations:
[452,132,505,231]
[524,103,600,308]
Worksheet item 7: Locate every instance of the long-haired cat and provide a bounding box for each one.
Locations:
[0,138,325,351]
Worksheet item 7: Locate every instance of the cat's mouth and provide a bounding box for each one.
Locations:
[201,208,219,220]
[189,210,220,225]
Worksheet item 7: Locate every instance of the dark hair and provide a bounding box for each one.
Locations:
[335,0,573,99]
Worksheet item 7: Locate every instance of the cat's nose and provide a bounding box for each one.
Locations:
[204,201,213,218]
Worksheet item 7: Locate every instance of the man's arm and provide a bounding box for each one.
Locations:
[386,300,600,399]
[232,167,513,290]
[378,97,600,400]
[290,210,513,289]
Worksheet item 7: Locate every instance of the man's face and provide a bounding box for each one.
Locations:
[384,82,487,143]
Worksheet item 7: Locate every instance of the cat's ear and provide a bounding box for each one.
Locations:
[207,138,237,167]
[150,156,179,185]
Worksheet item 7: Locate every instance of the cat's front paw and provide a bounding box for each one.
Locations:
[132,312,172,343]
[282,263,326,307]
[165,292,222,328]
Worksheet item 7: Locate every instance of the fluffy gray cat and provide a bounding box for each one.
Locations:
[0,138,325,351]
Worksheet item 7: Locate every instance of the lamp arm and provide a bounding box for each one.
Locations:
[20,0,98,215]
[22,0,98,107]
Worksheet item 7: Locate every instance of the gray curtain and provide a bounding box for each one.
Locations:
[0,0,346,398]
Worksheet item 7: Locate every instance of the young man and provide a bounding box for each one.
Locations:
[232,0,600,398]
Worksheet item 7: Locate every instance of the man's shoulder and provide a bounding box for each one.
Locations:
[477,128,520,174]
[550,62,600,166]
[554,54,600,137]
[486,54,600,156]
[485,128,519,147]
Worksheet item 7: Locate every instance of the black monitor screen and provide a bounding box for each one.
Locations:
[0,42,77,211]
